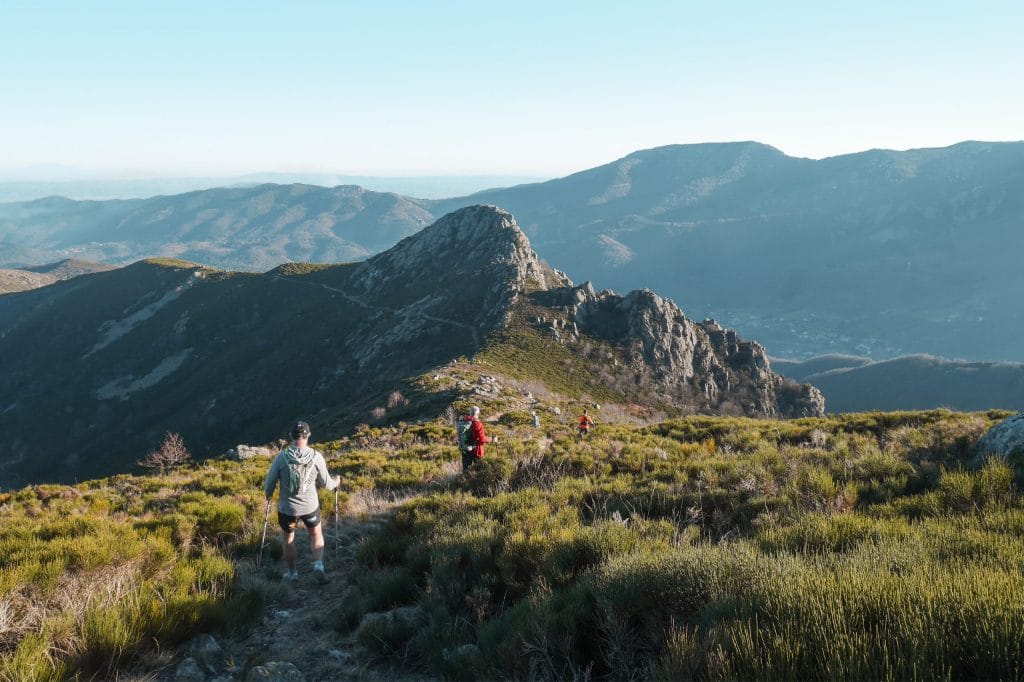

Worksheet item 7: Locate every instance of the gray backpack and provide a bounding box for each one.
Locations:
[456,417,474,453]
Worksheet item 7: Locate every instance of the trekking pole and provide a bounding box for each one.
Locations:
[334,484,340,559]
[257,498,271,567]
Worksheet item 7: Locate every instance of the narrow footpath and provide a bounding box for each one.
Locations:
[148,505,432,681]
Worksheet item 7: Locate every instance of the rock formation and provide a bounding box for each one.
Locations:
[976,412,1024,464]
[543,283,825,418]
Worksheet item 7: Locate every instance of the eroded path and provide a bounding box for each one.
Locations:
[142,495,433,682]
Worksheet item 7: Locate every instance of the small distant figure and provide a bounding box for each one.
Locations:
[263,421,340,584]
[578,409,595,439]
[532,411,541,429]
[457,405,495,472]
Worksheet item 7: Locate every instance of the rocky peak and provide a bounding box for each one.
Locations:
[547,282,824,418]
[358,205,564,291]
[352,205,569,329]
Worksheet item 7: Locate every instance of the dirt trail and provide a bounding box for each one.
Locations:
[142,500,431,682]
[269,274,481,346]
[218,520,374,680]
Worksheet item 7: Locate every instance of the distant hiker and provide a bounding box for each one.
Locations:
[578,409,595,438]
[532,411,541,428]
[263,421,340,584]
[457,405,495,472]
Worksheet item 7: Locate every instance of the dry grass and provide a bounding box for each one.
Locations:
[347,489,421,518]
[0,561,141,674]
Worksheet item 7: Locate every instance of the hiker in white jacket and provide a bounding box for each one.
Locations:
[263,421,339,583]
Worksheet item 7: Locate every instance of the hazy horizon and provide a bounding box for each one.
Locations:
[2,138,1022,186]
[3,2,1021,176]
[0,170,554,203]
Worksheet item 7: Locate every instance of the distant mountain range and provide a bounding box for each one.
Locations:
[0,185,435,270]
[437,141,1024,362]
[2,140,1022,361]
[0,206,818,487]
[773,354,1024,412]
[0,173,547,202]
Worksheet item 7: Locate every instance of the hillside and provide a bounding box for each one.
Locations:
[1,404,1020,679]
[770,353,873,382]
[0,184,433,271]
[3,142,1023,362]
[0,258,115,295]
[774,354,1024,412]
[0,206,819,488]
[21,257,116,280]
[0,268,55,294]
[436,140,1024,361]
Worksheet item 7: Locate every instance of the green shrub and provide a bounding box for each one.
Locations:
[359,567,419,612]
[463,457,514,497]
[5,408,1022,679]
[355,609,420,662]
[0,631,66,682]
[973,457,1015,508]
[650,625,702,682]
[78,601,144,675]
[498,411,535,427]
[939,470,977,513]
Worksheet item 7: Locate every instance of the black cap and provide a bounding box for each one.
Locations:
[291,421,311,439]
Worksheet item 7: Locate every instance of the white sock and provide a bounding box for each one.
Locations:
[312,560,324,571]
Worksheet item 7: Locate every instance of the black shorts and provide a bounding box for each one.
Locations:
[461,448,479,472]
[278,508,321,532]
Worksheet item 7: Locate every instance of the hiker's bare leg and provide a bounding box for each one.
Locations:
[282,530,297,569]
[309,523,325,563]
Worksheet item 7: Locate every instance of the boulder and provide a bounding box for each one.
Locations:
[442,643,481,663]
[249,661,306,681]
[975,413,1024,464]
[186,633,222,672]
[356,606,423,637]
[226,444,273,461]
[174,657,205,681]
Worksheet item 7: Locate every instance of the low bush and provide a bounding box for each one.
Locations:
[2,407,1015,680]
[0,458,267,678]
[330,409,1022,679]
[462,457,514,497]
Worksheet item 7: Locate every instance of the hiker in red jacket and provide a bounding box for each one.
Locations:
[578,409,595,438]
[462,405,496,471]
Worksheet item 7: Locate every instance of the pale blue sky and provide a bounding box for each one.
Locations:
[1,1,1021,175]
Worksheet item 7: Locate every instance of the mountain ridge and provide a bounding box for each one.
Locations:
[773,354,1024,412]
[0,205,821,487]
[3,140,1023,362]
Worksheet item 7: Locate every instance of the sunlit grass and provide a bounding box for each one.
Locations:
[0,407,1017,679]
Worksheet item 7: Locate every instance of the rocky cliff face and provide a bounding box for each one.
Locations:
[542,284,825,418]
[353,205,569,333]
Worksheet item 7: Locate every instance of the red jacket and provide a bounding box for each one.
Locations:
[467,417,491,458]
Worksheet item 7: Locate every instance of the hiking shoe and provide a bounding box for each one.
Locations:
[282,569,298,582]
[313,567,328,585]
